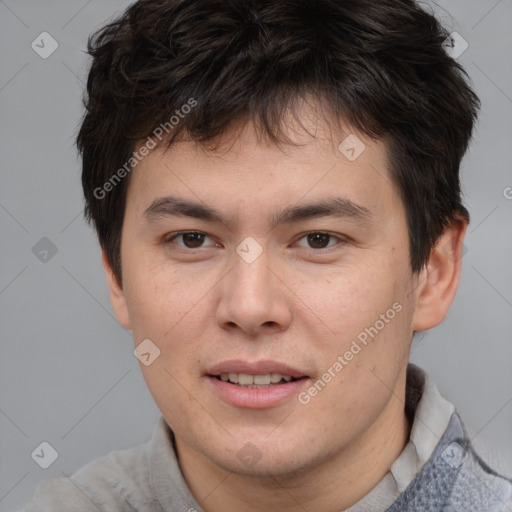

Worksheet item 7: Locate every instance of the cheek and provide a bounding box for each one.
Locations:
[124,262,219,402]
[123,260,204,339]
[300,259,412,381]
[126,270,209,418]
[301,265,391,337]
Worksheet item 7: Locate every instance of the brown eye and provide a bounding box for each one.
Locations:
[180,232,205,248]
[294,232,341,250]
[306,233,331,249]
[165,231,215,249]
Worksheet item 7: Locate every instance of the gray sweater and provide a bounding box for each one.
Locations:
[19,365,512,511]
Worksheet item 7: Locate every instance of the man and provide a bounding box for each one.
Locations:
[21,0,512,510]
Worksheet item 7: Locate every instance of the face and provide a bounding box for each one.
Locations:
[108,110,422,477]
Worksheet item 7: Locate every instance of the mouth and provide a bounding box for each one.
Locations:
[211,372,306,388]
[205,360,310,408]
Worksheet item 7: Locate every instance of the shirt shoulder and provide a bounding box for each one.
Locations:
[449,442,512,512]
[20,437,163,512]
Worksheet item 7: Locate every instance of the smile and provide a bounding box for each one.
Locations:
[205,361,311,409]
[215,372,297,388]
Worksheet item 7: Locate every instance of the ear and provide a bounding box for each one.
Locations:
[411,218,468,331]
[101,249,132,329]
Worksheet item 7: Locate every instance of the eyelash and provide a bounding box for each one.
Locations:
[162,231,345,251]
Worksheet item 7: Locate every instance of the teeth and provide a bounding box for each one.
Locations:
[254,374,271,385]
[238,373,254,386]
[218,373,295,386]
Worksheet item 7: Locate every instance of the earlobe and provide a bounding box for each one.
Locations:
[411,218,468,331]
[101,249,132,329]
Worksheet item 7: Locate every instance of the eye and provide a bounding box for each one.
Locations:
[293,232,343,250]
[163,231,219,249]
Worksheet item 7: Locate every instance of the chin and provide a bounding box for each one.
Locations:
[205,435,328,479]
[218,452,310,478]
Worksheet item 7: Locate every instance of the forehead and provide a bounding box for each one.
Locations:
[125,106,399,226]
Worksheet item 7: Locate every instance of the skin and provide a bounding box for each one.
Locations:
[103,102,467,511]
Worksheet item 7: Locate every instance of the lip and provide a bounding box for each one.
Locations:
[206,359,308,379]
[205,359,310,409]
[207,376,309,409]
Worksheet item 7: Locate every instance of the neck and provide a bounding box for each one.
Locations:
[176,370,410,512]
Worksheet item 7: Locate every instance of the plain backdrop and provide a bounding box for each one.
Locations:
[1,0,511,509]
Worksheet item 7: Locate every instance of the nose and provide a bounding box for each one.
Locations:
[215,249,292,337]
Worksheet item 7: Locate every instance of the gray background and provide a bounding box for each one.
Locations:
[0,0,511,509]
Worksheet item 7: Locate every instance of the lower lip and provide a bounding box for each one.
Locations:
[206,376,309,409]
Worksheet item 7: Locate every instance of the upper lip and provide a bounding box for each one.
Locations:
[206,360,309,379]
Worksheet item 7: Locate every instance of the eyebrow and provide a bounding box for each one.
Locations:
[144,195,373,230]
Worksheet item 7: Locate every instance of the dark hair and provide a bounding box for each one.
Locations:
[77,0,480,285]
